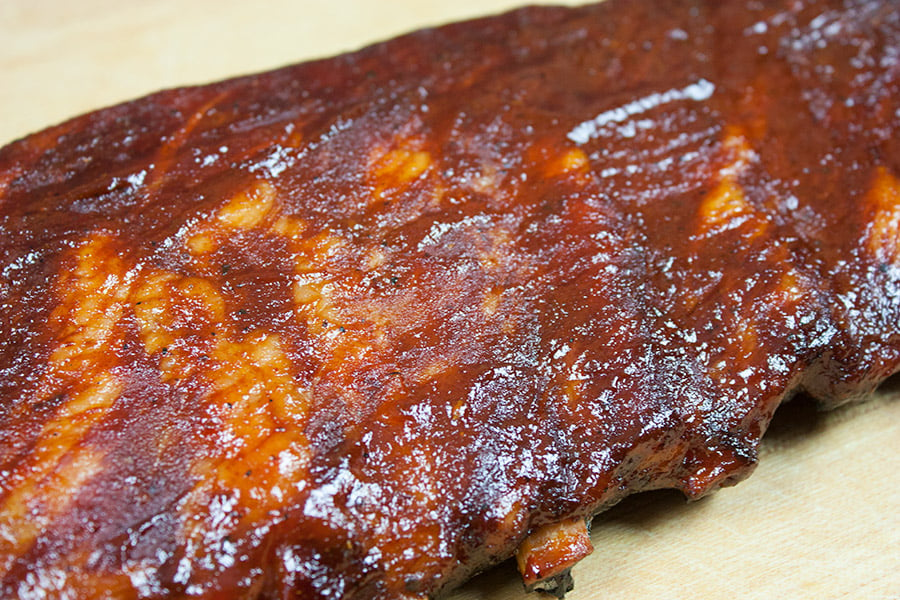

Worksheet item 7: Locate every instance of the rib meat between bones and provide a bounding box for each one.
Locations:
[1,0,898,598]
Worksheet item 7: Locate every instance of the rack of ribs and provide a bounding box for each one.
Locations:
[0,0,898,597]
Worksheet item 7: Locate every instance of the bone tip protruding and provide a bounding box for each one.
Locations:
[515,516,594,597]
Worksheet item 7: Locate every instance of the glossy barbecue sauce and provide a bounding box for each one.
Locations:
[0,0,898,598]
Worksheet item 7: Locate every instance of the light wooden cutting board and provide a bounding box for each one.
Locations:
[1,1,898,598]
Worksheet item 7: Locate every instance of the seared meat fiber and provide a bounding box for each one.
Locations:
[1,0,898,598]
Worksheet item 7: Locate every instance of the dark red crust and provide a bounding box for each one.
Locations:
[1,0,898,598]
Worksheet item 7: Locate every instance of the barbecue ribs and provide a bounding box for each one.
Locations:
[1,0,898,598]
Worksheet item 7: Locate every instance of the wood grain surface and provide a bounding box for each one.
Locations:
[1,1,898,598]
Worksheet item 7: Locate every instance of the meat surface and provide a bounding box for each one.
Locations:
[1,0,898,598]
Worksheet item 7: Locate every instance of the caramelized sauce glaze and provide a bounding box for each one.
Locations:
[0,0,898,597]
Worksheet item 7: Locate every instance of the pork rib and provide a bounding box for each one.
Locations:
[1,0,898,598]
